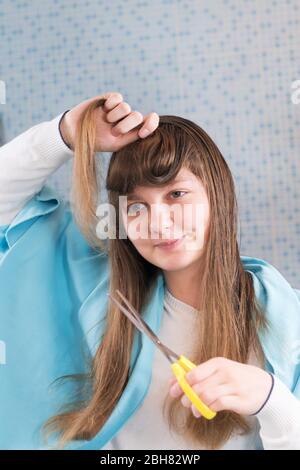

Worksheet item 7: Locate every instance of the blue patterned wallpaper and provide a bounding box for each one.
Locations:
[0,0,299,286]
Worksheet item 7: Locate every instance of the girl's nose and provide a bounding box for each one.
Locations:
[149,203,174,237]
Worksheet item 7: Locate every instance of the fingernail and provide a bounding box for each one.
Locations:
[139,128,150,138]
[192,406,201,418]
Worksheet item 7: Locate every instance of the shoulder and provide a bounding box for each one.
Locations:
[241,256,300,396]
[3,184,109,305]
[241,255,299,307]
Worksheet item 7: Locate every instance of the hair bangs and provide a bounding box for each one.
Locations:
[106,121,192,196]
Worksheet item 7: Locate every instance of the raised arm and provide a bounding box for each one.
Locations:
[0,111,73,225]
[0,92,159,226]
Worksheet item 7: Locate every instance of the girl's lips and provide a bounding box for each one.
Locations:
[155,235,185,250]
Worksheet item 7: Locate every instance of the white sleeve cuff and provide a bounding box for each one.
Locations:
[255,374,300,449]
[29,110,74,164]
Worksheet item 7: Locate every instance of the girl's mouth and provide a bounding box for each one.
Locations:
[154,235,185,250]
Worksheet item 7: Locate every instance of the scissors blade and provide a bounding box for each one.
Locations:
[107,294,142,331]
[108,292,179,363]
[115,289,180,361]
[115,289,162,341]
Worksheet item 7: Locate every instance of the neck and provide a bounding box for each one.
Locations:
[163,261,204,311]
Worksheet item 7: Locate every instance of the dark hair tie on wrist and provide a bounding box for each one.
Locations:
[58,109,72,150]
[250,372,275,416]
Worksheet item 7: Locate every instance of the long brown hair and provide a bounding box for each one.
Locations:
[43,98,267,449]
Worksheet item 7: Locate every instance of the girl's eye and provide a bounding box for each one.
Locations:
[170,190,187,199]
[127,191,187,216]
[127,202,147,216]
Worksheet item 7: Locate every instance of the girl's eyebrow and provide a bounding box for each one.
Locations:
[127,179,193,201]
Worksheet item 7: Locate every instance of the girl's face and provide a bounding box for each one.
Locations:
[120,167,210,273]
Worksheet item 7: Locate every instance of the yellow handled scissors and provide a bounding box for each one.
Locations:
[108,289,216,420]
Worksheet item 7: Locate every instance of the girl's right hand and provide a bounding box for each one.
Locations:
[59,92,159,152]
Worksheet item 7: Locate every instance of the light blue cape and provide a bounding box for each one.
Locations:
[0,185,299,450]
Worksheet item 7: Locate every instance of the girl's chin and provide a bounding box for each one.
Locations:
[154,257,194,272]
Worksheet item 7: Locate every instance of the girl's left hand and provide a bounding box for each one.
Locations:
[168,357,273,418]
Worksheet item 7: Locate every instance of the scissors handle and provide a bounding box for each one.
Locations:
[171,355,217,420]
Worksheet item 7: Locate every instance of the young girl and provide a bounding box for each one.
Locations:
[0,93,299,450]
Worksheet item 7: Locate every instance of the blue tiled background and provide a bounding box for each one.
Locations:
[0,0,299,286]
